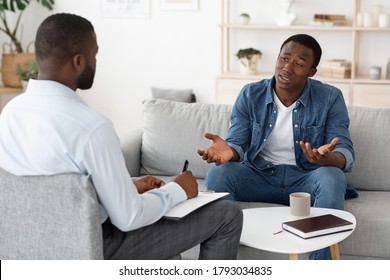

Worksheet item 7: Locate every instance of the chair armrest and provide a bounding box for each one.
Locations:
[120,129,143,177]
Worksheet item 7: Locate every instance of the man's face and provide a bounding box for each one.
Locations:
[77,33,98,90]
[274,41,317,93]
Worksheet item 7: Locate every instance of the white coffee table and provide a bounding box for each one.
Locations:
[240,207,356,260]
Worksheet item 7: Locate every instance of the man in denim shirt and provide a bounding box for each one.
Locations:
[198,34,354,260]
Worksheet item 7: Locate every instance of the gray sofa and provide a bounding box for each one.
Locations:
[120,99,390,260]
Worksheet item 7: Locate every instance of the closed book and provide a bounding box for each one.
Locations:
[282,214,354,239]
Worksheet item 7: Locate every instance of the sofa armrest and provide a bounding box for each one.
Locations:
[120,129,143,177]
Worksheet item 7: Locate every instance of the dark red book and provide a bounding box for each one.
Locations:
[282,214,354,239]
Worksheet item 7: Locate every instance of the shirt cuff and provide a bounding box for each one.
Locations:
[227,142,244,161]
[334,147,354,173]
[159,182,187,205]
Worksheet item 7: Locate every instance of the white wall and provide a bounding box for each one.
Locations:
[1,0,389,134]
[1,0,221,135]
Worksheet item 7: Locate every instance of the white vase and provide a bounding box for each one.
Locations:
[275,0,296,26]
[238,54,260,75]
[21,80,29,90]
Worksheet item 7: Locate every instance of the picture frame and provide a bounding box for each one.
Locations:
[101,0,150,18]
[160,0,199,11]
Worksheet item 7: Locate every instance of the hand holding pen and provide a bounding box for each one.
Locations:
[170,160,198,199]
[182,159,189,173]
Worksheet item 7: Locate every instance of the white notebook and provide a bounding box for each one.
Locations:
[163,192,229,220]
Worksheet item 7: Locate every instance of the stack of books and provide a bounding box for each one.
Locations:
[320,59,351,79]
[310,14,347,26]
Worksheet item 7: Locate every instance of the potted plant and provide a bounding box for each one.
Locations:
[236,48,262,75]
[16,59,37,89]
[0,0,54,87]
[238,13,250,24]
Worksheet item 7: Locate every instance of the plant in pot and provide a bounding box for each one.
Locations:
[16,58,37,89]
[236,48,262,75]
[0,0,54,88]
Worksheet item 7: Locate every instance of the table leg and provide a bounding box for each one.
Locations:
[330,243,340,260]
[289,254,299,260]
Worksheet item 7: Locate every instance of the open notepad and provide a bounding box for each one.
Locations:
[163,192,229,220]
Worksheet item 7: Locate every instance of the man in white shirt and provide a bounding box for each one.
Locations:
[0,13,243,259]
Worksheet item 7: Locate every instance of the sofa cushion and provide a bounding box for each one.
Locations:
[346,106,390,191]
[151,87,196,103]
[0,168,103,259]
[340,190,390,259]
[141,99,232,178]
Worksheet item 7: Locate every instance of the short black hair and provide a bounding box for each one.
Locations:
[35,13,95,63]
[280,34,322,69]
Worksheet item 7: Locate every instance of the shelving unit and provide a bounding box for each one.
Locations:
[216,0,390,107]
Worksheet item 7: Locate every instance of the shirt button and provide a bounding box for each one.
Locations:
[294,124,298,128]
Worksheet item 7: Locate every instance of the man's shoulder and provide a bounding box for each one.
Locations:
[241,78,272,98]
[309,78,342,94]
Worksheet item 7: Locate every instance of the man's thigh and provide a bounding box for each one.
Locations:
[103,199,242,260]
[206,162,285,203]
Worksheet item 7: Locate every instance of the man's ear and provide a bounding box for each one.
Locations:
[308,68,317,77]
[72,54,86,72]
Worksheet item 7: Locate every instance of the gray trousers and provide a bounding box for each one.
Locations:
[103,199,243,260]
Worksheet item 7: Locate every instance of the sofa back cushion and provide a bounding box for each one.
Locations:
[141,99,232,178]
[0,168,103,259]
[346,106,390,191]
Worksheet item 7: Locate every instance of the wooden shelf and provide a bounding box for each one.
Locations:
[220,23,354,31]
[218,72,390,85]
[0,86,23,95]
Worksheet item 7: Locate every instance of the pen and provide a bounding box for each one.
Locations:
[182,160,189,172]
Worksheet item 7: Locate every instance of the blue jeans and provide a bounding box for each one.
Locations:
[205,163,347,260]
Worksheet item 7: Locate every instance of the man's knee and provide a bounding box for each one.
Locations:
[205,163,233,192]
[312,167,347,207]
[211,200,243,229]
[314,166,346,186]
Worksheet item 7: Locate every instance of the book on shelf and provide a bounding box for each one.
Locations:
[282,214,354,239]
[163,192,229,220]
[320,59,351,79]
[313,14,347,25]
[314,14,346,21]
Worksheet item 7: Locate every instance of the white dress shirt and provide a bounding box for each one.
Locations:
[0,80,187,231]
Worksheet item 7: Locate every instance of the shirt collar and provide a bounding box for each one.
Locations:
[25,79,87,106]
[267,76,311,107]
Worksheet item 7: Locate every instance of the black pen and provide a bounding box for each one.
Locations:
[182,160,189,172]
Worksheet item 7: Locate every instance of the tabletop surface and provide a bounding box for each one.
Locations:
[240,207,356,254]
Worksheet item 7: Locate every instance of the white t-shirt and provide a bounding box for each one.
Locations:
[259,91,297,166]
[0,80,186,232]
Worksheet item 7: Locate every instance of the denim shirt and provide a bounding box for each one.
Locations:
[226,77,354,175]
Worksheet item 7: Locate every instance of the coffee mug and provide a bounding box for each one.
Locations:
[289,192,311,216]
[369,66,381,79]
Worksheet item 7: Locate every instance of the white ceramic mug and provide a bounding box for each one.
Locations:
[289,192,311,216]
[369,66,381,79]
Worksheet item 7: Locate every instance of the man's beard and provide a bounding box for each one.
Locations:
[77,64,95,90]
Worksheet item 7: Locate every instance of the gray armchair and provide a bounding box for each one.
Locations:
[0,168,103,259]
